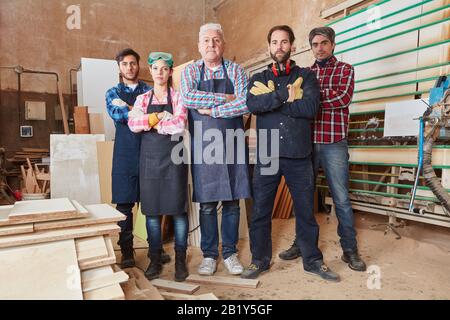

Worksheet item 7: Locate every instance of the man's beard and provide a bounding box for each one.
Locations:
[270,49,291,64]
[121,72,139,82]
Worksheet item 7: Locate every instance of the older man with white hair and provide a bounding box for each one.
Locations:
[181,23,251,276]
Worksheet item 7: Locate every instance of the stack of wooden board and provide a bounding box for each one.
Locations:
[0,198,127,300]
[272,177,294,219]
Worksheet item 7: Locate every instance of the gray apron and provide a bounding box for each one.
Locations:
[140,90,188,216]
[188,60,251,203]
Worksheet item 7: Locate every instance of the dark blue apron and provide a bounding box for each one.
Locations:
[111,82,148,204]
[140,90,188,216]
[188,60,251,203]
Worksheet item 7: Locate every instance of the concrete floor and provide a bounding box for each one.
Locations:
[114,211,450,300]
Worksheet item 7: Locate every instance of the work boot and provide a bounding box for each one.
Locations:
[342,250,367,272]
[145,250,162,280]
[148,248,171,264]
[120,247,135,269]
[304,261,340,282]
[174,249,189,282]
[278,239,302,260]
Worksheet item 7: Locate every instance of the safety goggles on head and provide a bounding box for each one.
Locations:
[147,52,174,68]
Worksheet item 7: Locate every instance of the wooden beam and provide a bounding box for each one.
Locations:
[186,274,259,289]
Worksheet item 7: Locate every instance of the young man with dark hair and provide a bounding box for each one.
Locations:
[279,26,366,272]
[106,48,170,268]
[241,25,340,282]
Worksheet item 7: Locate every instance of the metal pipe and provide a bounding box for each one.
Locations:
[409,117,424,211]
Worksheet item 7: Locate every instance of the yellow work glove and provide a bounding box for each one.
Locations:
[148,112,160,128]
[287,77,304,102]
[250,80,275,96]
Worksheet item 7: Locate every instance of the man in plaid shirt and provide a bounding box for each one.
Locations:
[279,27,366,272]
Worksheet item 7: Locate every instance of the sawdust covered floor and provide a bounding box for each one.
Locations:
[114,211,450,300]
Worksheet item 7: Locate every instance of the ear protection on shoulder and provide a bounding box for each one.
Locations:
[271,59,292,77]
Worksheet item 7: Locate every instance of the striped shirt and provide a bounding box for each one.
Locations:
[128,88,187,135]
[310,56,354,144]
[180,59,249,118]
[105,81,151,123]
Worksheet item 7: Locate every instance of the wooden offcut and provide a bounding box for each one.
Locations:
[81,265,128,293]
[186,275,259,289]
[78,236,116,270]
[7,198,80,223]
[160,292,219,300]
[75,236,109,263]
[83,284,125,300]
[150,278,200,294]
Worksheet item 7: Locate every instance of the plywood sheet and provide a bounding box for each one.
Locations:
[0,239,83,300]
[0,223,119,249]
[96,141,114,205]
[50,134,105,205]
[34,203,125,231]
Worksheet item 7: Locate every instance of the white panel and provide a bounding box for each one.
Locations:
[384,99,429,137]
[80,58,119,141]
[50,134,105,205]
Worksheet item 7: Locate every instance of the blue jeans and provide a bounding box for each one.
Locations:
[146,215,188,252]
[199,200,240,260]
[314,139,357,252]
[250,156,323,269]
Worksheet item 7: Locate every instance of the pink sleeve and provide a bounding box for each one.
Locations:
[157,90,187,135]
[128,93,151,133]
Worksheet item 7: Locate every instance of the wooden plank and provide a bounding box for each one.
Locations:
[79,236,116,270]
[82,271,128,292]
[83,284,124,300]
[75,236,109,263]
[150,279,200,295]
[0,223,34,236]
[0,205,23,227]
[34,203,124,231]
[0,223,119,249]
[96,141,114,205]
[0,239,83,300]
[186,274,259,289]
[8,198,78,222]
[160,291,219,300]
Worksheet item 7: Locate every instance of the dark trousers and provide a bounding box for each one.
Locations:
[116,203,135,251]
[250,156,323,269]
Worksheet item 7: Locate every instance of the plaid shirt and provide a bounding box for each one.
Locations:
[310,56,354,144]
[128,88,187,135]
[105,81,151,123]
[180,59,249,118]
